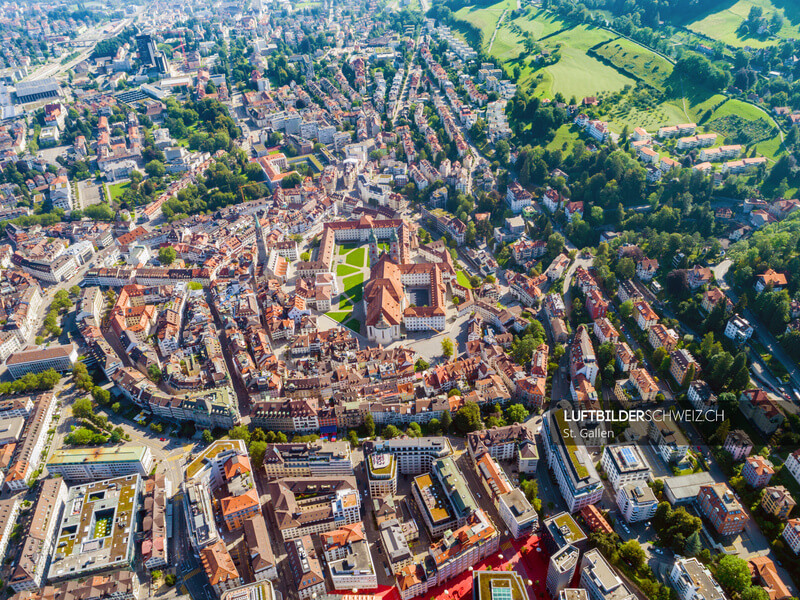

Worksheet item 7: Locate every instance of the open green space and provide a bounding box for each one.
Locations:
[336,264,360,277]
[344,318,361,334]
[345,247,367,268]
[107,181,130,202]
[454,0,517,51]
[686,0,800,48]
[593,37,674,91]
[546,124,582,151]
[338,243,358,254]
[343,272,365,303]
[328,311,352,323]
[456,270,475,289]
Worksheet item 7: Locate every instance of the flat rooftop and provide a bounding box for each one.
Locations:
[545,512,587,547]
[47,446,148,465]
[474,571,528,600]
[414,473,452,524]
[49,474,140,582]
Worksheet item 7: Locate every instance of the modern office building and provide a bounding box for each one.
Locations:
[262,440,354,480]
[9,479,68,592]
[669,557,726,600]
[580,549,636,600]
[45,446,153,482]
[616,483,658,523]
[498,488,539,539]
[542,512,588,554]
[367,453,397,496]
[547,544,580,597]
[600,445,651,490]
[5,343,77,378]
[363,436,453,474]
[221,581,278,600]
[47,475,141,582]
[542,404,603,512]
[380,519,414,573]
[184,480,219,554]
[473,571,529,600]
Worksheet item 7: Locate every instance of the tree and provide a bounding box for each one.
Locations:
[69,285,81,297]
[616,257,636,280]
[428,418,441,434]
[111,402,121,413]
[72,362,94,391]
[415,358,429,372]
[348,430,359,447]
[619,300,633,319]
[715,555,751,596]
[72,397,94,419]
[406,422,423,437]
[741,587,769,600]
[92,386,111,405]
[202,429,214,444]
[684,530,702,556]
[158,246,177,266]
[454,402,483,434]
[364,413,376,437]
[300,251,311,262]
[145,160,165,178]
[441,410,453,433]
[249,440,267,465]
[229,425,251,444]
[505,403,529,424]
[618,540,646,571]
[682,363,696,388]
[164,574,176,587]
[383,424,402,439]
[441,337,454,360]
[148,365,162,382]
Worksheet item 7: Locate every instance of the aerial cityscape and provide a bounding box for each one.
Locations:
[0,1,798,600]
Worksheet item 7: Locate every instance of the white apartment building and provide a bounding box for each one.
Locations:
[364,437,453,475]
[367,453,397,497]
[547,545,580,598]
[669,558,726,600]
[45,446,153,482]
[616,482,658,523]
[601,445,651,490]
[782,519,800,554]
[498,489,539,539]
[580,549,636,600]
[0,498,19,567]
[5,392,56,492]
[785,450,800,486]
[9,478,68,592]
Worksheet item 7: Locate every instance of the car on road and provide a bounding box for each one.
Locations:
[160,438,167,441]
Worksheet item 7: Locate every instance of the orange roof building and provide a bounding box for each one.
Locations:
[220,488,260,531]
[200,540,242,595]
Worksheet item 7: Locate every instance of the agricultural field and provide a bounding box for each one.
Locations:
[686,0,800,48]
[592,38,674,91]
[534,25,634,99]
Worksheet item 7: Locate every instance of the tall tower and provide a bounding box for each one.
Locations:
[390,228,400,263]
[368,228,379,266]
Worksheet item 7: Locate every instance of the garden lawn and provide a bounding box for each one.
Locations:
[546,124,581,152]
[456,270,474,289]
[328,311,351,323]
[338,243,358,254]
[343,272,365,302]
[344,318,361,334]
[345,247,367,268]
[336,264,360,277]
[107,181,130,202]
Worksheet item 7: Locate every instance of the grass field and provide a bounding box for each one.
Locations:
[456,270,475,289]
[686,0,800,48]
[328,311,352,323]
[454,0,515,51]
[336,264,360,277]
[703,98,784,159]
[107,181,129,201]
[345,247,366,268]
[593,38,673,91]
[344,318,361,334]
[343,272,365,303]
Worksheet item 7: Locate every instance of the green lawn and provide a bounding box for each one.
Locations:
[343,272,365,302]
[336,264,360,277]
[535,26,634,99]
[107,181,130,202]
[328,311,351,323]
[345,247,367,268]
[546,124,582,152]
[687,0,800,48]
[338,243,358,255]
[456,270,475,289]
[454,0,517,51]
[344,318,361,334]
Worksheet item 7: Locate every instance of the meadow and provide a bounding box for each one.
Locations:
[686,0,800,48]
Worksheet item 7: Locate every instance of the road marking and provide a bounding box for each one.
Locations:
[184,567,202,578]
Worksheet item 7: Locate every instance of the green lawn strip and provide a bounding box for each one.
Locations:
[345,247,366,268]
[327,311,351,323]
[344,318,361,334]
[338,243,357,255]
[336,264,360,277]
